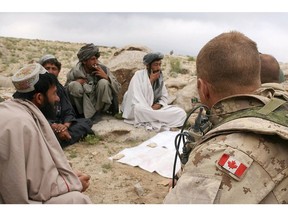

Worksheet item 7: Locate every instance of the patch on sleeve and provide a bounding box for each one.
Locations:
[216,147,253,181]
[218,154,247,177]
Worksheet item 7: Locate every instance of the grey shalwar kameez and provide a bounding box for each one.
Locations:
[66,62,120,118]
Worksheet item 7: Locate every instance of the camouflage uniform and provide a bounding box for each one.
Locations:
[164,88,288,204]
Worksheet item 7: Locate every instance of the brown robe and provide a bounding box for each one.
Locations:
[0,99,92,204]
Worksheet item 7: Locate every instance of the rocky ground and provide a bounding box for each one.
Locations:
[65,115,171,204]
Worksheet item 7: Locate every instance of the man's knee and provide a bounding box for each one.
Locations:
[97,79,110,90]
[68,81,85,97]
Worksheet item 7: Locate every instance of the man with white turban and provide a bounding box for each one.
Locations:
[121,52,187,131]
[0,63,92,203]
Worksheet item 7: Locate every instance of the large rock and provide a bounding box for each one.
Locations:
[112,68,135,105]
[107,44,151,72]
[92,115,157,143]
[107,45,151,104]
[174,77,199,112]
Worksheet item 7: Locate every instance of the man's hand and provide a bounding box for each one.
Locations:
[93,65,109,80]
[149,71,160,84]
[57,130,72,141]
[51,123,71,141]
[75,170,91,192]
[76,78,88,85]
[151,103,162,110]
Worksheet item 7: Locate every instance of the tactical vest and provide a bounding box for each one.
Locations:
[203,95,288,143]
[182,93,288,164]
[174,91,288,203]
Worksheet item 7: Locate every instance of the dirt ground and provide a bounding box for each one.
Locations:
[64,128,171,204]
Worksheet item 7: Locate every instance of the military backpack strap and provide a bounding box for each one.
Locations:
[213,97,288,129]
[257,97,286,115]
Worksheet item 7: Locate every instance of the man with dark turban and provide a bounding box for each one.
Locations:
[121,52,186,131]
[65,43,121,121]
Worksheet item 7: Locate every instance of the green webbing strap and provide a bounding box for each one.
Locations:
[257,97,286,115]
[213,100,288,129]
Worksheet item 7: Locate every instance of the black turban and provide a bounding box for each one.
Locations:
[77,43,100,62]
[143,52,164,65]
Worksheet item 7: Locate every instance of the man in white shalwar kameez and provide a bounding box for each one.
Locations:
[0,63,92,204]
[121,52,186,131]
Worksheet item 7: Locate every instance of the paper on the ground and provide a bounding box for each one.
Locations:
[110,130,183,178]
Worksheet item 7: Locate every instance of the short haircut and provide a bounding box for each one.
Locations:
[13,73,58,101]
[42,58,62,71]
[196,31,261,95]
[260,54,280,83]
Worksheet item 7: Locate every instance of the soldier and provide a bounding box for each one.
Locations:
[260,53,284,84]
[259,53,288,100]
[164,31,288,204]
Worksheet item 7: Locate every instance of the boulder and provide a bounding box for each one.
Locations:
[92,115,157,143]
[174,77,199,112]
[107,45,151,104]
[107,44,151,72]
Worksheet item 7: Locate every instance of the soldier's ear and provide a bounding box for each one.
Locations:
[197,78,210,101]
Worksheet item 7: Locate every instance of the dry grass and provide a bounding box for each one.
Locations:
[0,36,117,77]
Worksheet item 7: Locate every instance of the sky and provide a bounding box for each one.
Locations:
[1,12,288,63]
[1,1,288,62]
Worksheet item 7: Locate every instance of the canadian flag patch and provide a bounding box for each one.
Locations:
[218,154,247,178]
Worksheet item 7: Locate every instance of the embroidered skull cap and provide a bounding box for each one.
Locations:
[12,63,47,93]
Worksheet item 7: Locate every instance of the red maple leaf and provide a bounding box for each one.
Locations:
[228,160,238,169]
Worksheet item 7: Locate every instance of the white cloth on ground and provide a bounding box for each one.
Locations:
[110,130,182,178]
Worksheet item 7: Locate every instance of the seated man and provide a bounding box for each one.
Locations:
[0,63,91,203]
[39,54,94,148]
[121,52,187,131]
[65,43,121,120]
[260,53,288,100]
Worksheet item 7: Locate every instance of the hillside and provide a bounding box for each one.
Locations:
[0,36,198,109]
[0,36,117,78]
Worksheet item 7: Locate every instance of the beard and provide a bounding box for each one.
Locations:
[39,96,57,120]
